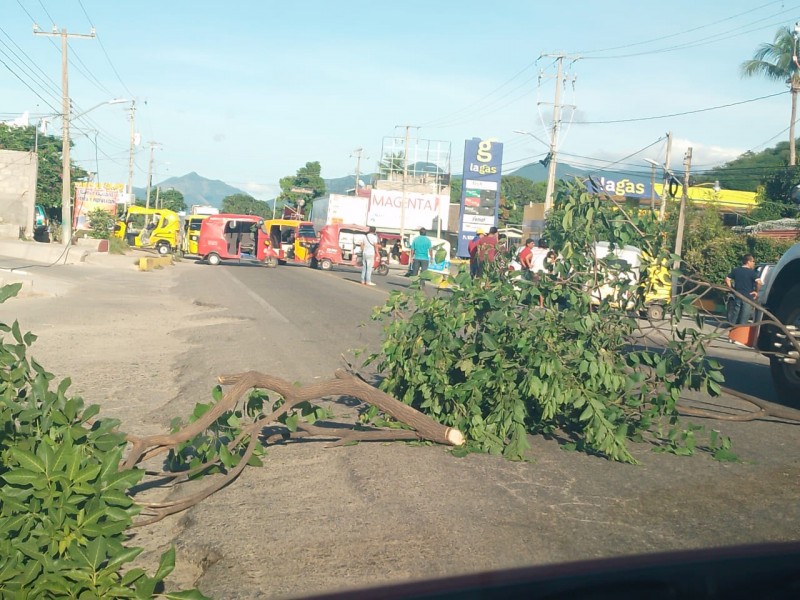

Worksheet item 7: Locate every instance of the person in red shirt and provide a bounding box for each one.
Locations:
[475,226,499,276]
[517,238,536,280]
[468,229,485,277]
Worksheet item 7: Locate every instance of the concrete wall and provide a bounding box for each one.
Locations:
[0,149,38,238]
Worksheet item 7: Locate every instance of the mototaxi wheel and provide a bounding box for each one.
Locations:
[646,303,665,321]
[157,243,170,256]
[770,283,800,405]
[375,264,389,276]
[207,253,221,266]
[319,258,332,271]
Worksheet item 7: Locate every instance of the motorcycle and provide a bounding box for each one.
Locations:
[375,250,389,276]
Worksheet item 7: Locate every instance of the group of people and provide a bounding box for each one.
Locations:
[467,226,499,278]
[359,226,435,287]
[467,227,556,280]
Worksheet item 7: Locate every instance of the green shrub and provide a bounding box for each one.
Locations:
[86,209,117,240]
[0,283,208,599]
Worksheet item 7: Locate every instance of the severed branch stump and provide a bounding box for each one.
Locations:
[124,370,464,526]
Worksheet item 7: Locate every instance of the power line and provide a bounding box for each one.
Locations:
[574,91,785,124]
[577,1,787,55]
[77,0,135,98]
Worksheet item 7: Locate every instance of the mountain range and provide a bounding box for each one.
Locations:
[140,163,648,208]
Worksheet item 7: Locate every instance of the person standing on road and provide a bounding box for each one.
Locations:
[410,227,433,286]
[475,226,499,277]
[468,229,485,278]
[360,226,378,286]
[725,253,761,324]
[517,238,536,280]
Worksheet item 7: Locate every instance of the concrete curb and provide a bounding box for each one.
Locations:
[138,256,174,271]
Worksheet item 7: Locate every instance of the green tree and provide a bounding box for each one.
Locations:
[751,165,800,221]
[0,123,89,214]
[378,152,405,178]
[276,161,326,217]
[156,188,187,213]
[221,193,272,218]
[741,26,800,165]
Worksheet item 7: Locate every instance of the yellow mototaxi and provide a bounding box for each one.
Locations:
[114,206,180,255]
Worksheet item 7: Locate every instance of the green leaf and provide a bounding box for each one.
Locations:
[154,546,176,581]
[164,590,214,600]
[0,282,23,303]
[10,448,46,473]
[2,470,45,487]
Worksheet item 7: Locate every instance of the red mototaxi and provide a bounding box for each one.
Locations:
[313,223,388,275]
[197,213,280,266]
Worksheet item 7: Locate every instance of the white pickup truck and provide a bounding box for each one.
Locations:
[755,242,800,404]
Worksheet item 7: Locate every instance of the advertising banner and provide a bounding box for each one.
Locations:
[367,190,449,232]
[457,138,503,257]
[73,182,125,230]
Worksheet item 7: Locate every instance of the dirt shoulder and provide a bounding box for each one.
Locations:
[4,257,799,599]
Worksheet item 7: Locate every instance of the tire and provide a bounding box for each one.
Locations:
[375,264,389,276]
[319,258,332,271]
[646,303,665,321]
[157,243,170,256]
[264,256,278,268]
[770,283,800,405]
[207,253,221,266]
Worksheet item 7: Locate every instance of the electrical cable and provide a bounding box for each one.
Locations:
[576,1,787,55]
[574,91,785,124]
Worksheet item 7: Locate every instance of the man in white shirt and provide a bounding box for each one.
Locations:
[360,226,378,286]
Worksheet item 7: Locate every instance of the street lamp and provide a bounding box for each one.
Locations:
[60,98,127,245]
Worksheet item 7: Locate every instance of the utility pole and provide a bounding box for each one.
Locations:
[672,146,692,301]
[145,142,160,210]
[659,131,672,221]
[350,148,367,195]
[34,25,95,245]
[127,100,136,206]
[395,125,418,245]
[539,53,577,214]
[649,161,656,213]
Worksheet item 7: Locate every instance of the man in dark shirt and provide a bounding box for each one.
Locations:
[725,254,761,325]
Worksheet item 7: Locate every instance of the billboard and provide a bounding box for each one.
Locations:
[73,182,126,230]
[367,189,449,232]
[456,138,503,257]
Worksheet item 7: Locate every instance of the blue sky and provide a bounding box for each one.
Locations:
[3,0,799,199]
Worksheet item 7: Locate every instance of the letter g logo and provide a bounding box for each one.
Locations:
[477,140,492,163]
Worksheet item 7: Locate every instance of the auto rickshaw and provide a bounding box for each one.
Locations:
[197,213,278,266]
[180,214,211,256]
[312,223,389,275]
[113,206,180,255]
[260,219,317,265]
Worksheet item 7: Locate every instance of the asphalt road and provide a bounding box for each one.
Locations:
[4,256,798,599]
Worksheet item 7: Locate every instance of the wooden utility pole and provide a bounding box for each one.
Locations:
[659,131,672,221]
[145,142,160,210]
[672,146,692,301]
[127,100,136,205]
[350,148,367,195]
[539,53,577,214]
[34,25,95,245]
[395,125,418,245]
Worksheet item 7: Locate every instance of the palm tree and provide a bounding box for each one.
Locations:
[741,26,800,165]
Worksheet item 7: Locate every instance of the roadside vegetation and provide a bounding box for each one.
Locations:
[367,181,738,463]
